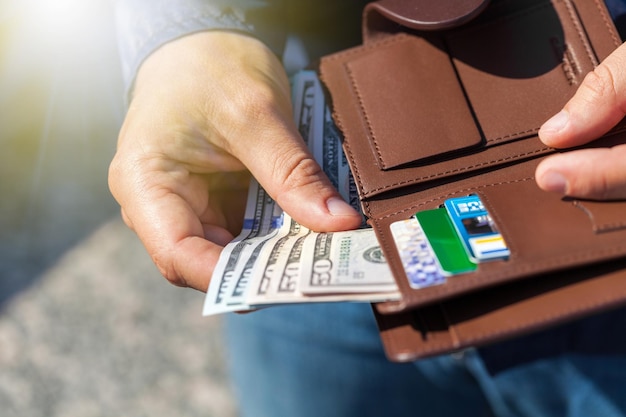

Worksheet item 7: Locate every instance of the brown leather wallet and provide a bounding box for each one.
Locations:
[319,0,626,362]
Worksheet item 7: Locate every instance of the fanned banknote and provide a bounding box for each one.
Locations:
[203,71,399,316]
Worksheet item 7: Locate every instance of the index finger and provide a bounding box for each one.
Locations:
[539,42,626,148]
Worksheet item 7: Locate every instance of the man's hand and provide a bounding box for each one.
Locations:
[108,31,361,291]
[536,42,626,200]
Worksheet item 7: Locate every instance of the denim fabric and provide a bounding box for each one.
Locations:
[467,350,626,417]
[225,302,626,417]
[224,303,492,417]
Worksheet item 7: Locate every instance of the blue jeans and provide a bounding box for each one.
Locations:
[224,303,626,417]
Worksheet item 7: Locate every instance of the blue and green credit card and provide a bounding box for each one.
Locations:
[390,194,509,291]
[415,208,477,275]
[443,195,510,262]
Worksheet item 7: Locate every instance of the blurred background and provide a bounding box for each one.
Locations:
[0,0,236,415]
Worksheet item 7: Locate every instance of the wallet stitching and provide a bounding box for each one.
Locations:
[345,65,387,169]
[593,0,622,47]
[485,128,540,145]
[374,177,535,220]
[595,222,626,233]
[562,0,599,67]
[573,200,626,232]
[363,151,548,196]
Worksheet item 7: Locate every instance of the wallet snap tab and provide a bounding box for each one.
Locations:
[366,0,492,31]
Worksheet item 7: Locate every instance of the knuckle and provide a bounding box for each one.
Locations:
[274,150,323,193]
[580,65,618,105]
[120,208,135,230]
[107,155,124,195]
[228,81,280,125]
[152,250,187,288]
[212,80,288,151]
[244,82,279,114]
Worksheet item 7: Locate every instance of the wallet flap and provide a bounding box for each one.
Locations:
[374,258,626,362]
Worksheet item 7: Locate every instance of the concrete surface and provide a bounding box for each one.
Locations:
[0,2,237,416]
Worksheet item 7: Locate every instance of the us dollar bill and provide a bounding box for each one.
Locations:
[247,214,398,306]
[202,70,399,316]
[244,214,310,306]
[202,181,282,315]
[299,229,397,294]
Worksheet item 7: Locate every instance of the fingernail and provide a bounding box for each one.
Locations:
[326,197,357,216]
[540,110,569,135]
[541,171,568,194]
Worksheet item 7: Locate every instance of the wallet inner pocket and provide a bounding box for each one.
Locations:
[447,0,597,145]
[346,35,482,170]
[572,200,626,233]
[334,0,598,187]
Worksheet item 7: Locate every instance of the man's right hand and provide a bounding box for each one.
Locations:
[108,31,362,291]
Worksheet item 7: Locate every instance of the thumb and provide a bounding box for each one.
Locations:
[234,115,362,232]
[539,42,626,149]
[535,145,626,200]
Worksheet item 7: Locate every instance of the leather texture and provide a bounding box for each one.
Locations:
[319,0,626,362]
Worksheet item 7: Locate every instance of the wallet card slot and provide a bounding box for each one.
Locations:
[372,157,626,314]
[446,0,597,147]
[571,200,626,233]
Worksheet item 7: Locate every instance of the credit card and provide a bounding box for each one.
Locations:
[415,208,477,275]
[444,195,510,261]
[389,217,447,289]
